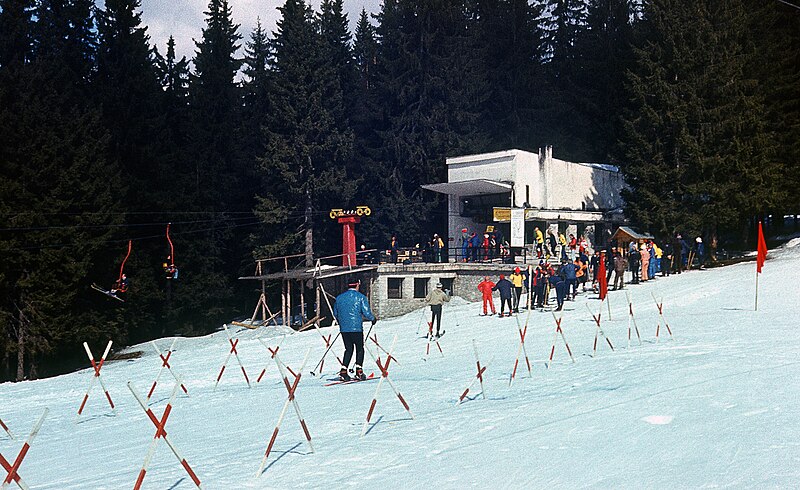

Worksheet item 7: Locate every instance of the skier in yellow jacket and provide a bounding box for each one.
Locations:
[510,267,525,312]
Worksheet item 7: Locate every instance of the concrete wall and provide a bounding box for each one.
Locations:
[370,263,525,319]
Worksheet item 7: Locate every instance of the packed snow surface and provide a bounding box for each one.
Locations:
[2,246,800,489]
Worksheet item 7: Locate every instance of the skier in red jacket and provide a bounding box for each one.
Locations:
[477,276,496,316]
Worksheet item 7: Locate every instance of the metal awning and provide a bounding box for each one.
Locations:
[421,179,512,196]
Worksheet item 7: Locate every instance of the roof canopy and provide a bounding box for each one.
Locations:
[421,179,512,196]
[612,226,654,242]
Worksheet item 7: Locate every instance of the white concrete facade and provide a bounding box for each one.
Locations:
[423,147,625,247]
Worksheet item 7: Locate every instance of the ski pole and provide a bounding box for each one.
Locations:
[309,331,340,377]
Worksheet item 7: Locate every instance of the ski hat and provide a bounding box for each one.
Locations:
[514,267,520,273]
[348,279,360,288]
[696,237,702,243]
[499,274,505,280]
[436,282,443,288]
[462,228,468,233]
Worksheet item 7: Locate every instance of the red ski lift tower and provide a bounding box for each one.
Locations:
[329,206,371,267]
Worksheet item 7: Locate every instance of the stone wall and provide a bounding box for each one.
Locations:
[370,263,525,319]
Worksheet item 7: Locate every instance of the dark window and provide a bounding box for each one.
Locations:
[440,278,455,296]
[414,278,429,298]
[388,278,403,299]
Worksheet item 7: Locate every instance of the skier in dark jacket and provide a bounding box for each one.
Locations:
[628,246,641,284]
[492,275,514,317]
[389,235,399,264]
[333,280,376,381]
[559,259,578,299]
[661,242,673,276]
[548,273,568,311]
[679,235,690,271]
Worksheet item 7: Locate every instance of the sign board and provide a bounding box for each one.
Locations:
[511,208,525,247]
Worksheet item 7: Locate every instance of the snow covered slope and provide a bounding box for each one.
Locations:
[2,241,800,489]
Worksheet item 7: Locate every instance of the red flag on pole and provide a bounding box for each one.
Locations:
[757,221,767,273]
[598,252,608,300]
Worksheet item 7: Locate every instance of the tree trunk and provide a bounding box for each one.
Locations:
[16,305,25,382]
[305,188,314,267]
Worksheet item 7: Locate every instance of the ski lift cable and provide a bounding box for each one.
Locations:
[776,0,800,11]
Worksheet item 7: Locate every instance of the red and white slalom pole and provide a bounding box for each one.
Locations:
[457,340,491,405]
[361,335,414,437]
[651,293,674,342]
[214,324,251,391]
[509,309,533,387]
[1,408,47,490]
[128,378,202,489]
[368,333,400,366]
[77,340,115,419]
[586,304,614,357]
[547,313,575,369]
[147,339,188,403]
[423,326,443,361]
[310,323,343,374]
[255,336,285,383]
[256,348,313,477]
[0,418,13,440]
[626,291,642,348]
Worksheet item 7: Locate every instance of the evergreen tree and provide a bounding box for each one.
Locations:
[0,0,121,380]
[619,0,783,250]
[369,0,489,245]
[474,0,545,150]
[0,0,34,69]
[255,0,355,265]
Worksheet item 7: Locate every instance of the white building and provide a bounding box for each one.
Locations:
[422,147,626,248]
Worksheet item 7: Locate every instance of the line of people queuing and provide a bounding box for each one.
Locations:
[605,234,707,289]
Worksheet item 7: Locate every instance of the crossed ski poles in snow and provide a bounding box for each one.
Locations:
[77,341,115,419]
[257,348,314,477]
[626,291,642,347]
[214,324,251,391]
[0,409,47,490]
[457,340,492,405]
[509,308,533,387]
[547,313,575,369]
[128,378,202,489]
[652,293,674,342]
[361,335,414,437]
[147,339,188,403]
[586,303,614,357]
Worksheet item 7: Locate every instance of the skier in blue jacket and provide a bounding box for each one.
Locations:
[333,280,376,381]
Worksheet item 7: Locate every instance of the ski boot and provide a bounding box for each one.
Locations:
[354,365,366,381]
[339,367,351,382]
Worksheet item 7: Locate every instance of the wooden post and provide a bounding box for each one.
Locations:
[300,280,306,324]
[281,280,286,329]
[287,279,292,328]
[315,281,321,322]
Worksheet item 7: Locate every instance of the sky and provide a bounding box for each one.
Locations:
[138,0,383,61]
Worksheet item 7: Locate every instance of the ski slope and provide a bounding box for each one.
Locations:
[2,240,800,489]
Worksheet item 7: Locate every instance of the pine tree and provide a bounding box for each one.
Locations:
[255,0,355,265]
[0,0,34,69]
[474,0,546,150]
[368,0,489,245]
[619,0,783,250]
[0,0,122,380]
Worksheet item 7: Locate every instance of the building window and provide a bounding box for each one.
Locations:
[387,278,403,299]
[414,278,429,298]
[440,278,455,296]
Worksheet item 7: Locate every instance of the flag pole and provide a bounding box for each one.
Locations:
[755,268,759,312]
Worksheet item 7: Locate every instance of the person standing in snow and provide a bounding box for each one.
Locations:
[548,271,568,312]
[559,258,578,299]
[510,267,525,312]
[477,276,496,316]
[493,275,514,317]
[640,243,650,282]
[425,282,450,338]
[695,237,706,269]
[547,230,558,259]
[613,251,627,290]
[662,241,673,277]
[629,244,641,285]
[333,280,376,381]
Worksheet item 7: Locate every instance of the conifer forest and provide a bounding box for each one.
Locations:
[0,0,798,381]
